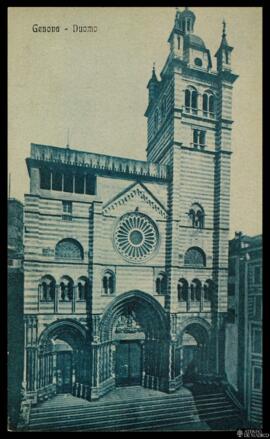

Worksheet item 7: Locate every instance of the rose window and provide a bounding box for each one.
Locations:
[114,212,159,262]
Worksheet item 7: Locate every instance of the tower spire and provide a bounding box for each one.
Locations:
[221,19,228,45]
[66,128,70,149]
[151,62,157,81]
[215,18,233,72]
[222,19,226,38]
[146,62,159,107]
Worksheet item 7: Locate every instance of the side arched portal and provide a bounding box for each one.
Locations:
[177,318,211,385]
[37,319,89,402]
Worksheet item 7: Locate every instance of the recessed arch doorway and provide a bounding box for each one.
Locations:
[99,290,170,392]
[179,320,210,384]
[37,319,89,401]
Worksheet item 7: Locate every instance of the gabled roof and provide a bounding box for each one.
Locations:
[103,181,168,219]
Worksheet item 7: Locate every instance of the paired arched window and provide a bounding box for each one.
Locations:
[156,272,167,295]
[204,279,214,301]
[203,90,215,117]
[60,276,74,301]
[55,238,84,260]
[39,275,55,302]
[102,270,115,295]
[177,278,188,302]
[185,87,198,113]
[188,203,205,229]
[77,276,89,301]
[184,247,206,267]
[184,87,215,118]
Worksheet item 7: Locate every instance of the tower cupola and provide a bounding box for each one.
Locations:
[175,7,196,34]
[167,8,212,71]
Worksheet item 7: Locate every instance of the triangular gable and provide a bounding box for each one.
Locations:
[103,182,167,219]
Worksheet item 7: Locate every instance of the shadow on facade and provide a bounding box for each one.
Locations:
[8,272,24,430]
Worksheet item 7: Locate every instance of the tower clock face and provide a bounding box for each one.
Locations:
[113,212,159,263]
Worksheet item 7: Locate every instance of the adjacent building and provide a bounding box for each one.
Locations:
[22,8,238,406]
[8,198,24,429]
[225,233,263,427]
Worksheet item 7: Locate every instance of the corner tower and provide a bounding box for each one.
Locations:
[145,8,238,384]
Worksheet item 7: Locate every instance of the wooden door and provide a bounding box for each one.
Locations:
[56,351,72,393]
[115,342,142,386]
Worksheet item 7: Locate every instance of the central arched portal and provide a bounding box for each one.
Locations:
[113,313,145,387]
[98,291,170,396]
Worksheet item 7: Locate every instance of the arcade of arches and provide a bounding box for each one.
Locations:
[25,292,214,403]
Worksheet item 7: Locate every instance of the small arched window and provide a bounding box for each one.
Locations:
[161,97,166,119]
[188,203,204,229]
[154,109,159,132]
[102,270,115,295]
[55,238,84,260]
[191,279,202,301]
[188,208,195,226]
[203,93,208,113]
[204,279,214,301]
[209,95,214,114]
[156,273,167,295]
[185,89,191,111]
[183,21,186,33]
[77,276,89,301]
[60,276,74,301]
[177,278,188,302]
[225,50,230,65]
[39,275,55,302]
[184,247,206,267]
[191,89,198,112]
[185,87,198,114]
[202,90,215,117]
[177,35,181,50]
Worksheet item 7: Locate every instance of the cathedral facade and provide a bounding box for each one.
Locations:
[23,8,238,404]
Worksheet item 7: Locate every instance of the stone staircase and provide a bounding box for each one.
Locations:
[28,387,244,431]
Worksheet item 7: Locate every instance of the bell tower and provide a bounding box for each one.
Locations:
[145,7,215,165]
[145,8,238,386]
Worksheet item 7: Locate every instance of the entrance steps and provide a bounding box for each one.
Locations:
[28,386,244,431]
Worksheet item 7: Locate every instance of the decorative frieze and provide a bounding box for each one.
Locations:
[30,143,169,181]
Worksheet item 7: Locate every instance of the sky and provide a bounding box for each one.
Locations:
[8,7,262,238]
